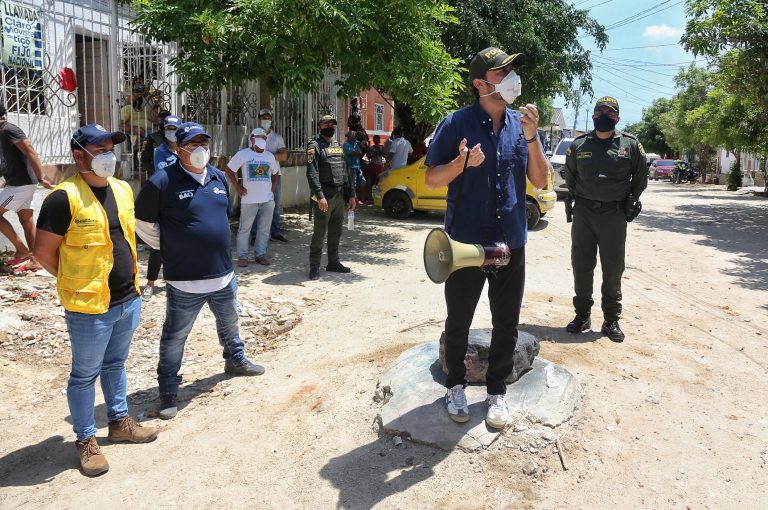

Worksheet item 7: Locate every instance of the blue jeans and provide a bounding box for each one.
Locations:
[239,200,274,258]
[65,296,141,440]
[270,175,282,237]
[157,278,245,396]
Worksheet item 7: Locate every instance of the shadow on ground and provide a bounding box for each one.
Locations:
[234,207,445,288]
[634,191,768,294]
[520,323,603,344]
[63,373,228,429]
[319,401,467,509]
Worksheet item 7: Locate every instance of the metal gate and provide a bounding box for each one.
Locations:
[1,0,349,182]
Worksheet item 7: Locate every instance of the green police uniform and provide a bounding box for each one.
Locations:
[564,129,647,322]
[306,135,355,272]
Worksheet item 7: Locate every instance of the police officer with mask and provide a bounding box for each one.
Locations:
[306,114,356,280]
[564,96,647,342]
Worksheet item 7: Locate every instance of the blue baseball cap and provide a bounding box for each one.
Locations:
[163,115,182,129]
[70,124,126,150]
[175,122,211,145]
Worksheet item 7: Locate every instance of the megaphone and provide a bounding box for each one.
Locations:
[423,228,511,283]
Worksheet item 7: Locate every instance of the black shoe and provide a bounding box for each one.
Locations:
[270,234,289,242]
[566,314,591,333]
[326,262,351,273]
[309,268,320,280]
[224,357,265,376]
[158,394,178,420]
[601,320,625,342]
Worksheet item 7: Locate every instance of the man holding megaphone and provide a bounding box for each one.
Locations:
[424,47,549,429]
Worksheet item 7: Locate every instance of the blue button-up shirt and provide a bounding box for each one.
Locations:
[425,102,529,248]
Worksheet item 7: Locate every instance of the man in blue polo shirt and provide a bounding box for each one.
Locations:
[425,47,549,429]
[134,122,265,420]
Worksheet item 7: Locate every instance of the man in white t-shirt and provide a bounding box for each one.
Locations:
[386,126,413,170]
[252,108,290,243]
[225,128,279,267]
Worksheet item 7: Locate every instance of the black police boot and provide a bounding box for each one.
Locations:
[566,314,591,333]
[224,356,266,376]
[309,267,320,280]
[601,320,625,342]
[326,261,351,273]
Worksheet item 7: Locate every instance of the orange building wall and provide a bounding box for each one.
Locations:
[345,88,394,142]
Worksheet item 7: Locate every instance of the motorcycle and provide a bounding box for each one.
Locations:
[672,164,700,184]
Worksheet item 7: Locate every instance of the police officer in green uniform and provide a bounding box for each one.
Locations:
[564,97,647,342]
[306,114,356,280]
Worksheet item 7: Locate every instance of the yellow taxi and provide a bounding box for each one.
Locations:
[372,157,557,228]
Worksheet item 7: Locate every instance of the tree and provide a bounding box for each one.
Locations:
[682,0,768,153]
[129,0,464,125]
[622,98,674,156]
[399,0,607,138]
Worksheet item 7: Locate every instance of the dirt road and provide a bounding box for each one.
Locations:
[1,181,766,509]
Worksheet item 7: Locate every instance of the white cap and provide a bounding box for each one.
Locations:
[250,127,267,137]
[258,108,273,117]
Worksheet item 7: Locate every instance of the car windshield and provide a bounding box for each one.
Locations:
[657,159,675,166]
[555,140,572,156]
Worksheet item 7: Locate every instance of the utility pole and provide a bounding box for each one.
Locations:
[571,91,581,135]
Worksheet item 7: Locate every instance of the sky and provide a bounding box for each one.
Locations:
[556,0,704,131]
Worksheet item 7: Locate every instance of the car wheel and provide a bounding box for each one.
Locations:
[383,190,413,219]
[525,200,541,229]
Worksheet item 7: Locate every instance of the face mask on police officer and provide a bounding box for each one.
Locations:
[593,113,618,132]
[480,70,522,104]
[320,127,336,138]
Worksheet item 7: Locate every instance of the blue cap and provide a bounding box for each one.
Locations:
[175,122,211,145]
[163,115,182,129]
[70,124,126,150]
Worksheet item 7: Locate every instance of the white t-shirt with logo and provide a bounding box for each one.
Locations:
[227,148,279,204]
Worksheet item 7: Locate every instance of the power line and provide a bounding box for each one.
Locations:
[605,0,683,31]
[594,66,676,96]
[603,43,681,51]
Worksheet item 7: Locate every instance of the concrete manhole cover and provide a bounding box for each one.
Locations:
[377,333,582,451]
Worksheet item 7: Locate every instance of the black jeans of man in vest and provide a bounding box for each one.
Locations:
[309,192,345,270]
[443,246,525,395]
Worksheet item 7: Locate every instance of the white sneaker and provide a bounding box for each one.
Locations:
[445,384,470,423]
[485,394,509,429]
[141,285,154,302]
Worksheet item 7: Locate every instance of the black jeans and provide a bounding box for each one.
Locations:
[147,248,162,282]
[443,246,525,395]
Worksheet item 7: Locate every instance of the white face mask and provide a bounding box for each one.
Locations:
[260,119,272,131]
[90,152,117,178]
[481,70,522,104]
[182,146,210,168]
[253,138,267,151]
[75,141,117,178]
[164,130,177,142]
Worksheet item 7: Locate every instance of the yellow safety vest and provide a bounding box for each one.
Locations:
[54,173,140,314]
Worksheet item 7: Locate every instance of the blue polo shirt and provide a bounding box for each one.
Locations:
[425,102,529,248]
[134,161,233,281]
[153,143,178,173]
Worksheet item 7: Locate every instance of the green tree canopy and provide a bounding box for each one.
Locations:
[129,0,464,125]
[622,98,674,156]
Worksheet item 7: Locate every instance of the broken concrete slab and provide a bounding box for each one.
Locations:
[378,335,582,452]
[438,329,540,384]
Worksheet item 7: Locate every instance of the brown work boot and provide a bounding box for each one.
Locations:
[75,436,109,476]
[107,416,159,444]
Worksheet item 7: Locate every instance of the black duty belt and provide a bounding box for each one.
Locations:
[574,196,624,209]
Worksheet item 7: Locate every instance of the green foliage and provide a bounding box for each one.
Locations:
[682,0,768,152]
[441,0,607,108]
[622,98,674,155]
[726,160,741,190]
[129,0,464,125]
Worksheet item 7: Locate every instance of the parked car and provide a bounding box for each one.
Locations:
[650,159,676,180]
[372,157,557,229]
[549,137,574,197]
